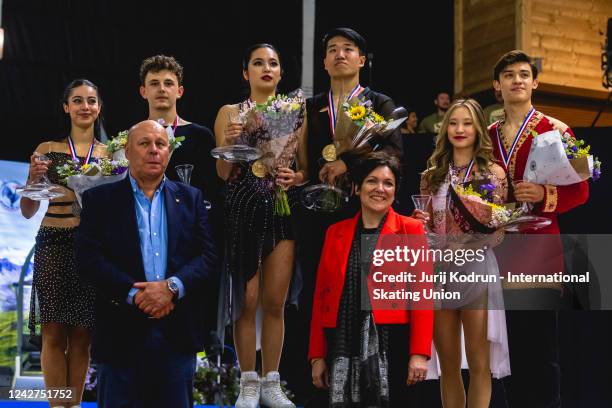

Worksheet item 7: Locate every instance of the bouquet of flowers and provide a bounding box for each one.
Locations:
[450,183,523,232]
[562,133,601,180]
[106,128,186,161]
[523,129,602,185]
[303,97,407,213]
[106,130,129,160]
[56,157,129,207]
[239,89,305,216]
[82,365,98,402]
[192,353,240,406]
[192,352,293,405]
[335,97,387,151]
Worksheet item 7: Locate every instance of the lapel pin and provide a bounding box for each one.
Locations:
[176,198,180,203]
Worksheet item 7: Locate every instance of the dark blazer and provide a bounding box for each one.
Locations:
[76,176,217,363]
[305,87,404,183]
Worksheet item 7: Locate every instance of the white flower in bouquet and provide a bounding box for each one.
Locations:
[56,157,129,207]
[523,129,602,185]
[106,130,129,154]
[239,89,305,216]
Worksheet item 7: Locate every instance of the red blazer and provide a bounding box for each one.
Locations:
[308,208,434,361]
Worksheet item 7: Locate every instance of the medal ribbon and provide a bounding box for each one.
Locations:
[496,106,535,168]
[463,159,474,183]
[67,136,95,165]
[155,116,180,134]
[327,83,364,136]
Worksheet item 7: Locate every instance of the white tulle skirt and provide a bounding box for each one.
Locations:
[426,249,511,379]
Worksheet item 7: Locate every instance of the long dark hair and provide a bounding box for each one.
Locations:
[59,79,104,141]
[242,43,282,72]
[241,43,283,97]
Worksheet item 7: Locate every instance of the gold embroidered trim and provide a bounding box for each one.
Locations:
[544,184,558,213]
[508,111,544,180]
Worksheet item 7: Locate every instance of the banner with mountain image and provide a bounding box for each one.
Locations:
[0,160,46,368]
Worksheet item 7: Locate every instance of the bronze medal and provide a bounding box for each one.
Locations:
[322,144,337,162]
[251,160,266,178]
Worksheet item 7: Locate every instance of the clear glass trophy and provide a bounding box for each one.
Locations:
[16,154,64,201]
[210,111,262,162]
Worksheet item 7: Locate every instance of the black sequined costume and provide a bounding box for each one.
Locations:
[29,152,95,338]
[221,101,304,323]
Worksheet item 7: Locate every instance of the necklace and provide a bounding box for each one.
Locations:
[450,162,468,172]
[449,162,468,185]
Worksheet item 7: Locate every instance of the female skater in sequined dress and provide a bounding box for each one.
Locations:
[20,79,108,408]
[214,44,307,408]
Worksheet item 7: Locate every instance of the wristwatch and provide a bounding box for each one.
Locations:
[166,277,179,299]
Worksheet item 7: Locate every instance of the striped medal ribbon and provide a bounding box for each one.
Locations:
[496,106,535,169]
[327,83,364,136]
[67,136,95,165]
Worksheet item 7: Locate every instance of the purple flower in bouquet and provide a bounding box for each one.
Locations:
[593,157,602,181]
[84,366,97,391]
[272,99,282,111]
[111,165,128,175]
[238,90,305,216]
[480,183,495,202]
[593,167,601,181]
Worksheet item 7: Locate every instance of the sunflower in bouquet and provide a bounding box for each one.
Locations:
[332,97,387,155]
[313,97,388,212]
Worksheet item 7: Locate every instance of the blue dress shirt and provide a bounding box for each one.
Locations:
[127,173,184,304]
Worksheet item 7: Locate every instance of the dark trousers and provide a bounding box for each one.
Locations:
[503,290,561,408]
[97,325,196,408]
[303,325,433,408]
[283,206,333,406]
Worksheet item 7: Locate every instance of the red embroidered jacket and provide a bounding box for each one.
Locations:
[489,111,589,287]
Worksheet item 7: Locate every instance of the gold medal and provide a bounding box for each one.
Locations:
[322,144,337,162]
[251,160,266,178]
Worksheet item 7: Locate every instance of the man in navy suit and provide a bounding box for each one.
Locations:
[76,120,216,407]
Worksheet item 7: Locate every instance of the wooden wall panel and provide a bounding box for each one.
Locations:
[534,96,612,127]
[456,0,612,127]
[457,0,516,95]
[530,0,612,92]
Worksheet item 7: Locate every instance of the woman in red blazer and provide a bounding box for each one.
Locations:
[309,152,434,407]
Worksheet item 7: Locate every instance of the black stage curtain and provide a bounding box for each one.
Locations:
[1,0,456,163]
[1,0,302,162]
